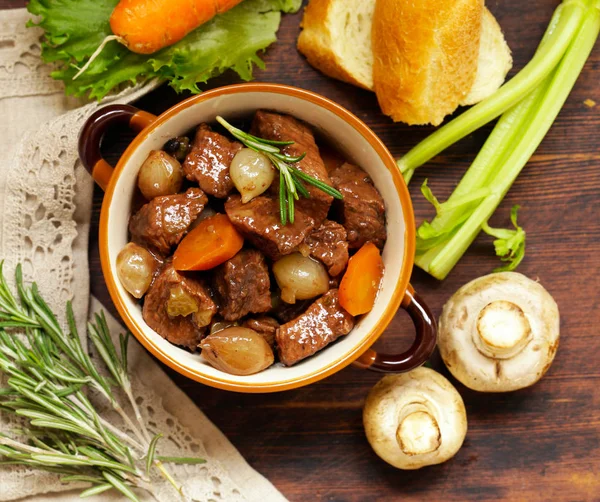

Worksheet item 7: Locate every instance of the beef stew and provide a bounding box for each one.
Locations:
[117,111,387,376]
[183,123,242,198]
[213,249,272,321]
[129,187,208,255]
[302,219,349,276]
[225,194,316,260]
[330,162,387,249]
[277,289,355,366]
[142,262,217,350]
[251,110,333,224]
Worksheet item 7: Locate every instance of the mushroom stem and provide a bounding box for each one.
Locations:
[439,272,560,392]
[363,369,467,469]
[397,406,441,456]
[475,300,532,359]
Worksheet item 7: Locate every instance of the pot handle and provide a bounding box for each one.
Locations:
[354,284,437,372]
[78,104,157,191]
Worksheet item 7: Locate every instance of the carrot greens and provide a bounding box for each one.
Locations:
[402,0,599,279]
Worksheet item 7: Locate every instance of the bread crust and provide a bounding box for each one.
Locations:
[372,0,484,126]
[297,0,372,90]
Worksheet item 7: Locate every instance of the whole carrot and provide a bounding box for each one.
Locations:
[74,0,246,79]
[111,0,246,54]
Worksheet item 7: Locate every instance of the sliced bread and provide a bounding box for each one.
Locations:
[297,0,375,90]
[461,7,513,105]
[297,0,512,125]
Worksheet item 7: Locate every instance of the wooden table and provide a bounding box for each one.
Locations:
[5,1,600,500]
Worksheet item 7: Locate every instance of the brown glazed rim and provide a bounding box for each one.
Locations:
[99,83,416,393]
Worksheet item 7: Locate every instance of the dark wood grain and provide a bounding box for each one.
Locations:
[5,1,600,500]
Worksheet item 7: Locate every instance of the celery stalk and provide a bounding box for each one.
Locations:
[418,2,600,279]
[399,0,588,184]
[438,188,492,212]
[416,87,545,248]
[414,82,551,273]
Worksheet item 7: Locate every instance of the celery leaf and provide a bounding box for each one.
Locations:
[482,205,526,272]
[420,179,442,213]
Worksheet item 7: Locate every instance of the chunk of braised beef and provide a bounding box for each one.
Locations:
[224,194,316,260]
[243,316,279,350]
[183,123,242,198]
[213,249,272,321]
[330,162,386,249]
[251,110,333,224]
[276,289,354,366]
[303,219,349,276]
[129,187,208,256]
[319,144,346,175]
[143,263,217,350]
[271,294,312,324]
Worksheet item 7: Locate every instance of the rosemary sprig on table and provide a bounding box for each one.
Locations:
[216,116,343,225]
[0,263,204,502]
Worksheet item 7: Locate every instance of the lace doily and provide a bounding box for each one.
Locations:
[0,10,62,98]
[0,8,285,502]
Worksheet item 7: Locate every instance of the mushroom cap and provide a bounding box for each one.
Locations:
[363,367,467,470]
[439,272,560,392]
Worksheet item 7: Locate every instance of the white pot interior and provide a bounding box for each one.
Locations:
[105,89,407,389]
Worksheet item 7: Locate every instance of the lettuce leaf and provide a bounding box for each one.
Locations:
[27,0,301,100]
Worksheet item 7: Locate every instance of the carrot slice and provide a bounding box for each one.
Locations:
[339,242,384,316]
[173,213,244,271]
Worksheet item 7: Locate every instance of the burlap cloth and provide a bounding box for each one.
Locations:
[0,8,287,502]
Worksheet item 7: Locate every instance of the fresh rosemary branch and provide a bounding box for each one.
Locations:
[0,262,205,502]
[216,116,343,225]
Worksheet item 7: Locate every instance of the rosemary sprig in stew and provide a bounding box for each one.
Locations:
[0,263,204,501]
[216,116,343,225]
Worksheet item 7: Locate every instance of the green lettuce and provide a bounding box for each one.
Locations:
[27,0,301,100]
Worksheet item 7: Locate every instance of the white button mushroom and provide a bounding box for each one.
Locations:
[438,272,560,392]
[363,367,467,470]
